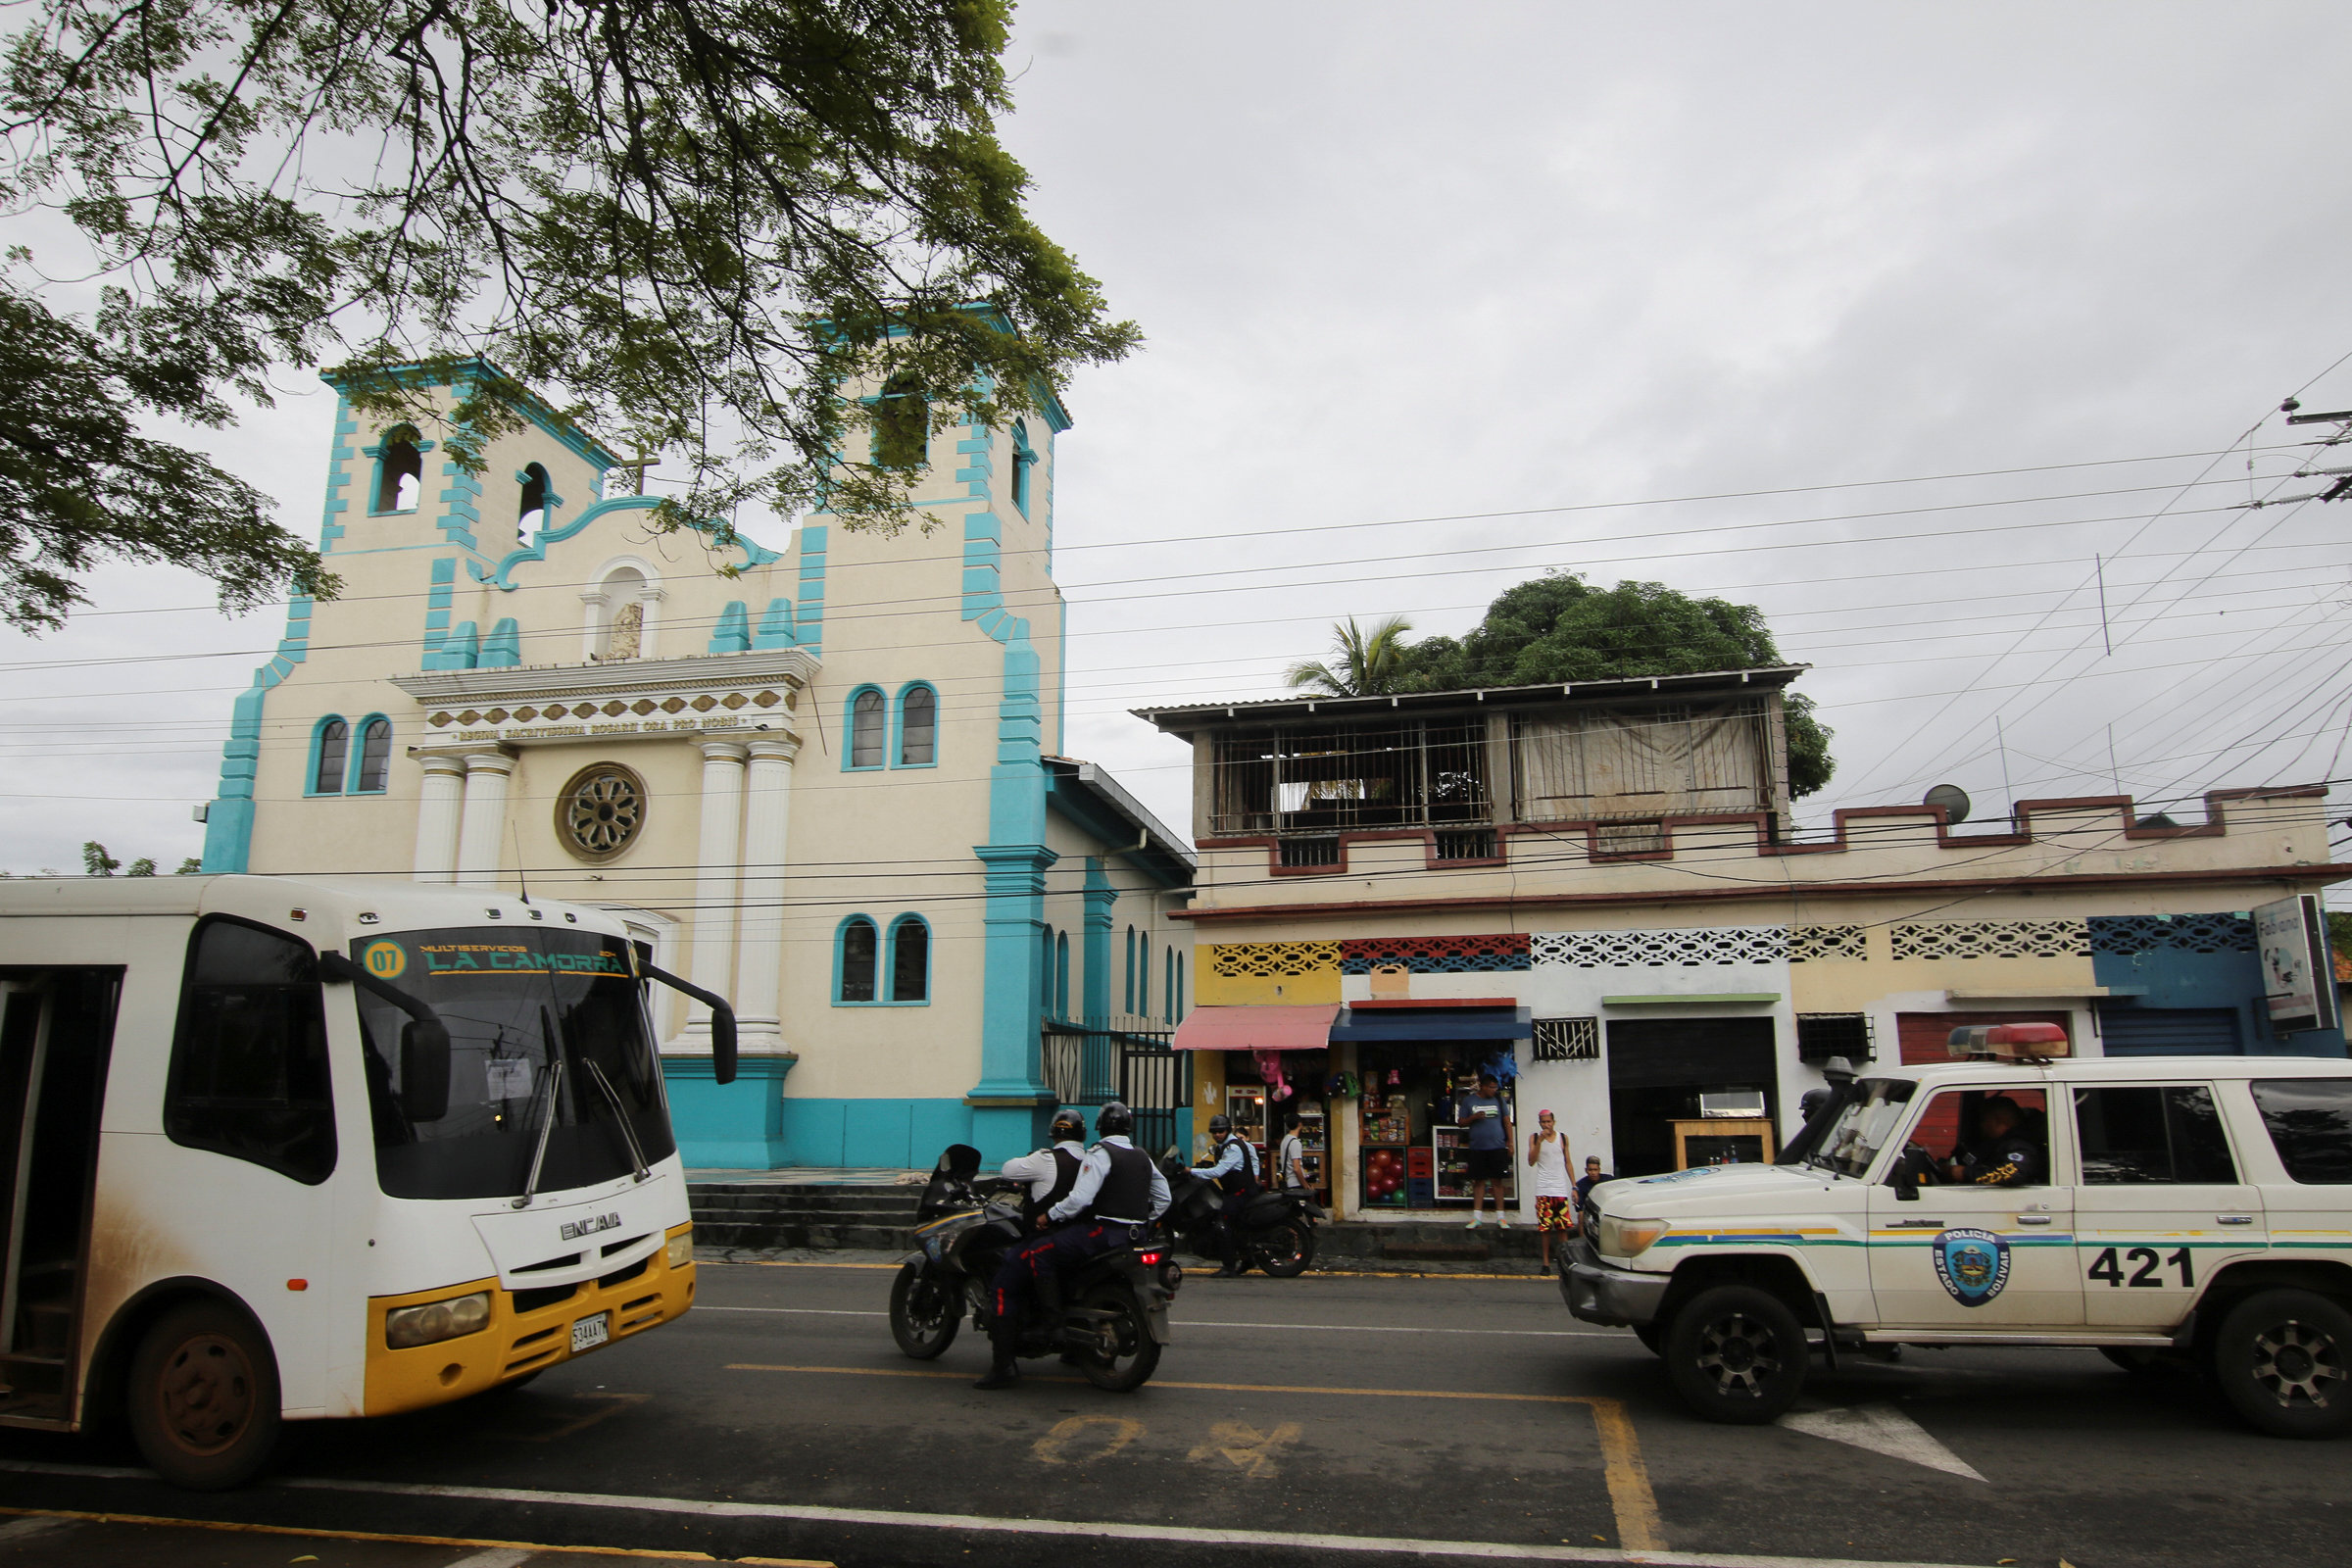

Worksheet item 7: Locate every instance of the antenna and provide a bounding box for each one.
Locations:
[1923,784,1971,825]
[511,820,531,905]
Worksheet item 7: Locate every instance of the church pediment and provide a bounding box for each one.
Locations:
[391,648,816,748]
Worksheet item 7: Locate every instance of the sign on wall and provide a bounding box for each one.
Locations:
[2253,895,2339,1036]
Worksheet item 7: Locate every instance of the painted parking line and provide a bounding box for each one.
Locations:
[699,1304,1616,1337]
[0,1502,825,1564]
[725,1361,1663,1550]
[0,1462,1983,1568]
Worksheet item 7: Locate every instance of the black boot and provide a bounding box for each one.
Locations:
[1217,1226,1244,1278]
[973,1319,1021,1391]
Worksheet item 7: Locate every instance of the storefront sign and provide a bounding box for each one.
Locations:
[2254,894,2338,1035]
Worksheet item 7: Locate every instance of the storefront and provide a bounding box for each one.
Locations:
[1602,1015,1780,1177]
[1171,1004,1339,1208]
[1329,1003,1532,1213]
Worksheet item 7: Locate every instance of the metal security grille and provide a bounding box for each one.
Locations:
[1794,1012,1875,1062]
[1531,1017,1600,1061]
[1278,836,1341,868]
[1210,720,1492,839]
[1433,828,1498,861]
[1116,1030,1189,1158]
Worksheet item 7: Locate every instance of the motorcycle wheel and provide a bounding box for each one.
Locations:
[1075,1283,1161,1392]
[1250,1219,1315,1279]
[888,1263,960,1360]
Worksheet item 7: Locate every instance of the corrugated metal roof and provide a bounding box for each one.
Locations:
[1134,664,1808,729]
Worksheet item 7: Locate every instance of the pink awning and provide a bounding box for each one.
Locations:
[1171,1004,1341,1053]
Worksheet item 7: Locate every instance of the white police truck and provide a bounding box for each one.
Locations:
[1562,1025,2352,1437]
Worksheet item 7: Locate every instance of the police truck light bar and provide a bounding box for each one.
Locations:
[1946,1022,2071,1060]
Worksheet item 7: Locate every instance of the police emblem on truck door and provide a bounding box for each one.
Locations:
[1931,1227,2012,1306]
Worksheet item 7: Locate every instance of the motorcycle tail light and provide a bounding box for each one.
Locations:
[1139,1250,1163,1265]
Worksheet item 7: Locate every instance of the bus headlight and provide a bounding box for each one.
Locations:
[1595,1216,1669,1259]
[664,1228,694,1270]
[385,1291,492,1348]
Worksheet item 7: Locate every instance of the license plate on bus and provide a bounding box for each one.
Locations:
[570,1313,611,1353]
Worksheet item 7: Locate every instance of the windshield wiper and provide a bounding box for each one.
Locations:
[513,1045,565,1210]
[582,1059,651,1183]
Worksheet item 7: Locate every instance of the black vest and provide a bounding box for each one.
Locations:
[1084,1142,1155,1224]
[1213,1136,1261,1197]
[1025,1147,1083,1225]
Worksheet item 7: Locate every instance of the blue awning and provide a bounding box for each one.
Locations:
[1327,1006,1532,1043]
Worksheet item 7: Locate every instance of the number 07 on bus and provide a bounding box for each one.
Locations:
[0,876,743,1488]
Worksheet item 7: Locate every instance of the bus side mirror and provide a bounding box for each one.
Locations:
[710,1004,738,1087]
[401,1016,452,1122]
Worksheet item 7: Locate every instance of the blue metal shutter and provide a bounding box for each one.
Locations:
[2096,1005,2241,1055]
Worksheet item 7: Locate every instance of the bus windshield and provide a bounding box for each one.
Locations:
[348,928,675,1200]
[1806,1077,1917,1179]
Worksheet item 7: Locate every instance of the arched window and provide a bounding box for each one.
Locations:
[872,373,928,468]
[1163,947,1175,1024]
[352,716,392,793]
[898,683,937,766]
[1175,954,1186,1022]
[1136,931,1150,1018]
[888,915,930,1004]
[376,429,422,513]
[1009,420,1036,516]
[517,463,550,543]
[837,916,879,1003]
[1123,925,1136,1014]
[1039,923,1054,1012]
[848,688,887,768]
[310,717,348,796]
[1054,931,1071,1019]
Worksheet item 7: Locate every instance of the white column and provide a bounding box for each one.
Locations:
[453,750,517,886]
[681,740,748,1041]
[732,735,801,1053]
[413,754,467,883]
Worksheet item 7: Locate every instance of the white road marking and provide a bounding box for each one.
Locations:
[700,1305,1614,1337]
[442,1551,533,1568]
[0,1461,1983,1568]
[0,1516,76,1541]
[1777,1404,1987,1483]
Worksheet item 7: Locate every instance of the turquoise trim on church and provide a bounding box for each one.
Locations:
[200,593,316,872]
[478,494,780,589]
[480,617,520,667]
[662,1063,977,1172]
[319,400,358,552]
[796,525,827,656]
[753,596,797,649]
[710,601,752,654]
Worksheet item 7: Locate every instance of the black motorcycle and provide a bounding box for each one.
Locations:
[887,1143,1172,1391]
[1156,1153,1321,1278]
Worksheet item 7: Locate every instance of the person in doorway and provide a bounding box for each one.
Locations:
[1526,1108,1575,1267]
[1457,1073,1513,1228]
[1277,1112,1309,1193]
[1198,1112,1262,1276]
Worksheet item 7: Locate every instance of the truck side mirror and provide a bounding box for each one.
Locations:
[401,1016,452,1122]
[710,1003,738,1087]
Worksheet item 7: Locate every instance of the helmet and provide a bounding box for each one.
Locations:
[1050,1108,1086,1144]
[1097,1102,1135,1139]
[1798,1088,1831,1120]
[1207,1114,1232,1137]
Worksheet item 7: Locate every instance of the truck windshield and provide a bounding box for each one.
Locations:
[348,928,675,1200]
[1807,1078,1916,1179]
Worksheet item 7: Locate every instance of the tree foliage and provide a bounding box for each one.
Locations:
[2,0,1136,625]
[1398,572,1836,797]
[1285,614,1415,698]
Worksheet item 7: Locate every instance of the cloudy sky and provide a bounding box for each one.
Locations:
[8,1,2352,874]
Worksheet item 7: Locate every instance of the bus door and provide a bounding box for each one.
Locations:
[0,970,120,1422]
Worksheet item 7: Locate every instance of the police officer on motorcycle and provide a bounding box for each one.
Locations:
[1199,1113,1262,1278]
[976,1102,1169,1391]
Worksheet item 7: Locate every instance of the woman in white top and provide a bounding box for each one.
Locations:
[1526,1109,1575,1269]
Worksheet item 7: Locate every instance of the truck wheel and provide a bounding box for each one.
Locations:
[2213,1289,2352,1438]
[125,1299,281,1490]
[1663,1285,1807,1424]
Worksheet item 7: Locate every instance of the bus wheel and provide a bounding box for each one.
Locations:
[127,1300,281,1490]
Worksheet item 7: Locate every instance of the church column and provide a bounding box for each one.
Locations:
[452,750,516,885]
[731,735,801,1053]
[412,753,466,882]
[680,740,748,1042]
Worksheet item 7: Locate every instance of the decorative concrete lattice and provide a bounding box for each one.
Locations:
[1208,941,1342,979]
[1339,934,1531,973]
[2089,913,2257,956]
[1532,926,1788,968]
[1531,1017,1601,1061]
[1788,925,1869,962]
[1889,919,2090,960]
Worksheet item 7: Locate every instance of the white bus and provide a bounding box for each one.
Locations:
[0,874,740,1488]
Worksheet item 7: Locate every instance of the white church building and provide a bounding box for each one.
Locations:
[198,355,1193,1169]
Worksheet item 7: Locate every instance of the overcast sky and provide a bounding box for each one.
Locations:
[9,2,2352,876]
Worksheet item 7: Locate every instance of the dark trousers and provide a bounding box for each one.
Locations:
[1215,1189,1255,1265]
[990,1221,1142,1345]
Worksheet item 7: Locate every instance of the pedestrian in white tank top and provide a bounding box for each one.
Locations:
[1527,1110,1575,1270]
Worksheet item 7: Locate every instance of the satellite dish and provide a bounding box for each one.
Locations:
[1924,784,1971,825]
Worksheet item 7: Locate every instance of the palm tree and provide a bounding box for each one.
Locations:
[1285,614,1415,697]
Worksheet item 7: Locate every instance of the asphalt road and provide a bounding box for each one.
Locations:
[0,1260,2344,1568]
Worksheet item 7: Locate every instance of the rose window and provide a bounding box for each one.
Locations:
[558,763,646,861]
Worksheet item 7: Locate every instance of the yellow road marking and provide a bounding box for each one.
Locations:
[1032,1414,1144,1465]
[0,1504,832,1564]
[727,1362,1662,1551]
[713,1261,1552,1281]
